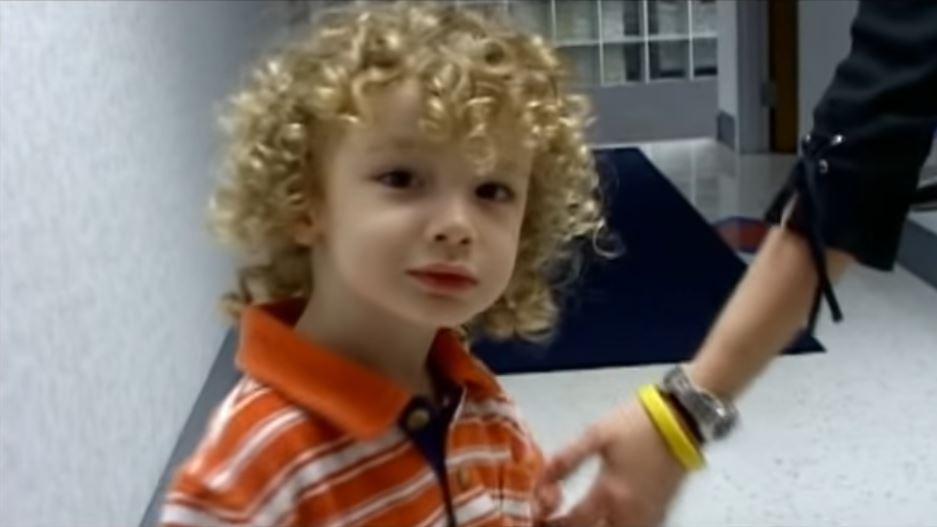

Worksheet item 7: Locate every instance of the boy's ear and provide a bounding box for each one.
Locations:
[292,210,324,247]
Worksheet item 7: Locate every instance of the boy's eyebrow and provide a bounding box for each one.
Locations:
[496,153,535,178]
[368,136,529,178]
[497,159,523,177]
[367,136,424,153]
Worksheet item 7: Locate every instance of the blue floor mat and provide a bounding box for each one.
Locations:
[473,148,824,374]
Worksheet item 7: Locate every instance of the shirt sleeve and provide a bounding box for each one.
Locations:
[764,0,937,325]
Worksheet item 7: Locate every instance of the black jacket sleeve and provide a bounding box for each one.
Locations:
[764,0,937,325]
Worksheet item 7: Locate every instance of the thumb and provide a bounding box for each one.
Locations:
[532,480,562,519]
[541,423,608,484]
[544,483,606,527]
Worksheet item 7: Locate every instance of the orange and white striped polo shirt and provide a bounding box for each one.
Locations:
[161,300,545,526]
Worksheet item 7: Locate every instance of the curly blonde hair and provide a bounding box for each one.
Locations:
[209,0,612,342]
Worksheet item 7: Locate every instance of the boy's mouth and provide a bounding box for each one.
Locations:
[407,264,478,293]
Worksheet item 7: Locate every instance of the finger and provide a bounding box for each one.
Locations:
[541,423,608,483]
[533,481,563,519]
[545,484,606,527]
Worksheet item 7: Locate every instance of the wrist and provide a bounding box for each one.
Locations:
[685,354,742,402]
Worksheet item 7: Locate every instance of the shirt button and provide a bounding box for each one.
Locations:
[456,467,472,490]
[405,408,431,431]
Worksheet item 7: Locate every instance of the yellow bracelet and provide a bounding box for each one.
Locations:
[637,384,705,471]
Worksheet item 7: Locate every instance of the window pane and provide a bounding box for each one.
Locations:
[557,45,599,85]
[555,0,598,42]
[649,39,689,79]
[603,43,644,84]
[647,0,689,36]
[509,0,552,38]
[692,37,717,77]
[623,0,643,36]
[601,0,643,40]
[691,0,717,34]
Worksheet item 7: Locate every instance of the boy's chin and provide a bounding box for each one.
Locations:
[412,312,477,331]
[395,301,481,330]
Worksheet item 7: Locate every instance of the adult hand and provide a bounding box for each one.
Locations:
[538,399,689,526]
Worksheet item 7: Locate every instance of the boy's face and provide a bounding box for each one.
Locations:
[305,78,534,329]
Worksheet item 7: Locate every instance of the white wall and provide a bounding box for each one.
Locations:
[717,0,738,117]
[715,0,768,153]
[0,2,283,524]
[797,0,859,139]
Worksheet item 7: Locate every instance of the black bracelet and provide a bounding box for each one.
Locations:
[660,390,705,446]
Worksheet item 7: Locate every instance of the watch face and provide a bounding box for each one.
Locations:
[713,419,729,438]
[713,408,739,439]
[663,366,739,441]
[685,393,737,441]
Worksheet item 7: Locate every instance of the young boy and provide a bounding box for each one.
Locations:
[161,2,608,525]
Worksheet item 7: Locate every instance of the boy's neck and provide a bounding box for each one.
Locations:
[293,291,439,401]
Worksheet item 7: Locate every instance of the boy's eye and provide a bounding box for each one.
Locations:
[376,169,417,189]
[476,181,516,203]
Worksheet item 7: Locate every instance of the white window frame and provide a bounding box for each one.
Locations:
[452,0,718,87]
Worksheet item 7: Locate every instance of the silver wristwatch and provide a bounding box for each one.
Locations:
[661,366,739,442]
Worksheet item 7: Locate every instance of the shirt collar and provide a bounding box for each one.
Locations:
[235,299,502,440]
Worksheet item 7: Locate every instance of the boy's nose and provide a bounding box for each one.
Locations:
[428,201,475,247]
[433,231,471,246]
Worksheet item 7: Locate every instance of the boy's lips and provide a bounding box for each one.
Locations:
[407,264,478,293]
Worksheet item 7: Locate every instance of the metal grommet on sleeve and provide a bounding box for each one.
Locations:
[456,467,472,490]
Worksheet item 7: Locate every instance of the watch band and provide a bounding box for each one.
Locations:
[661,366,739,443]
